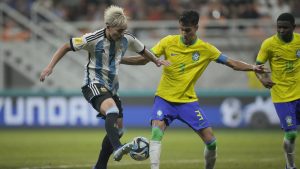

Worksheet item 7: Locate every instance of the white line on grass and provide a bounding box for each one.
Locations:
[19,158,278,169]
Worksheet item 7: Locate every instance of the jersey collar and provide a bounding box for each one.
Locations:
[180,36,197,47]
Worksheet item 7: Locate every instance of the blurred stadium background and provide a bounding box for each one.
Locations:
[0,0,300,168]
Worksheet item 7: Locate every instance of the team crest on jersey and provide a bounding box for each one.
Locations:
[156,110,163,117]
[285,116,293,126]
[296,49,300,58]
[192,52,200,61]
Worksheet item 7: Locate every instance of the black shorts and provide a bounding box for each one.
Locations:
[81,83,123,119]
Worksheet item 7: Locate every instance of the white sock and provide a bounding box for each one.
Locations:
[283,138,296,168]
[150,140,161,169]
[204,147,217,169]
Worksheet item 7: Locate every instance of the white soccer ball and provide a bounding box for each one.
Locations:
[129,136,150,161]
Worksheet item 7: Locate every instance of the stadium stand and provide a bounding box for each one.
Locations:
[1,0,299,91]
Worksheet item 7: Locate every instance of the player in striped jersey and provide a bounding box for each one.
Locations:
[122,10,269,169]
[40,5,169,169]
[255,13,300,169]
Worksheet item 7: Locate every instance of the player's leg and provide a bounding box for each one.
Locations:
[197,127,217,169]
[82,84,117,168]
[94,135,113,169]
[100,97,132,162]
[82,84,130,169]
[284,130,297,169]
[94,118,124,169]
[274,101,299,169]
[150,96,176,169]
[90,96,124,168]
[100,98,122,149]
[177,101,216,169]
[150,120,166,169]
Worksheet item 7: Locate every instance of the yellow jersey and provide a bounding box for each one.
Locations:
[257,33,300,102]
[151,35,221,103]
[247,72,265,90]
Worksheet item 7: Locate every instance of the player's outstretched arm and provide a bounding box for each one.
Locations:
[140,49,170,67]
[225,58,269,73]
[120,56,150,65]
[40,43,72,82]
[121,49,170,66]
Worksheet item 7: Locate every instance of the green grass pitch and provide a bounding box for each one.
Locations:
[0,128,299,169]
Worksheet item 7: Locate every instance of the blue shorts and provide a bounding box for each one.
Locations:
[274,99,300,131]
[151,96,211,131]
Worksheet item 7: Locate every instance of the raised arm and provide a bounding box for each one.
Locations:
[40,43,72,82]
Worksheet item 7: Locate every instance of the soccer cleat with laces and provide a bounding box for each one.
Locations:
[113,142,134,161]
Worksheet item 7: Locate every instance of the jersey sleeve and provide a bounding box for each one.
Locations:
[70,30,101,51]
[206,42,222,61]
[151,36,170,57]
[215,54,228,64]
[126,33,145,54]
[256,39,270,64]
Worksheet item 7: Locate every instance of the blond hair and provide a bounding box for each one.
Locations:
[104,5,127,27]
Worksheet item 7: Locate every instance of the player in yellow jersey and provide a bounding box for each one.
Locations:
[255,13,300,169]
[122,10,268,169]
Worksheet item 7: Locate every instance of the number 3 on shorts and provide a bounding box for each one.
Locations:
[195,110,203,121]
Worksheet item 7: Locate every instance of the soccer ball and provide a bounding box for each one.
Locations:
[129,136,150,161]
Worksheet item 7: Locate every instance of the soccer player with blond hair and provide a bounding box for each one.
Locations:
[40,5,168,169]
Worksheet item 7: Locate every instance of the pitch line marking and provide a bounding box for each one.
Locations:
[19,158,279,169]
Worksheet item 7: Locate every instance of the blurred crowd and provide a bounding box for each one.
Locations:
[1,0,300,42]
[3,0,300,21]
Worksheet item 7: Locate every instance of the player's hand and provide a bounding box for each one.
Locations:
[253,64,270,73]
[40,67,53,82]
[260,78,276,89]
[155,59,171,67]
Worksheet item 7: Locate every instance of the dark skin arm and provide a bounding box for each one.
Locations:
[255,72,275,89]
[254,62,276,88]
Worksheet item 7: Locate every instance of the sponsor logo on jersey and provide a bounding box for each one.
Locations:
[170,53,178,56]
[296,49,300,58]
[192,52,200,61]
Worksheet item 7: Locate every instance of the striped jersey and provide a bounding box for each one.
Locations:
[70,28,145,95]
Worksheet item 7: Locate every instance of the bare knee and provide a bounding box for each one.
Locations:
[197,127,215,143]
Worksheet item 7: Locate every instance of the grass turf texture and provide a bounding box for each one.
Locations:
[0,128,299,169]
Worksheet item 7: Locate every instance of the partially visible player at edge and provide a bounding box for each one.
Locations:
[122,10,269,169]
[255,13,300,169]
[39,5,169,169]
